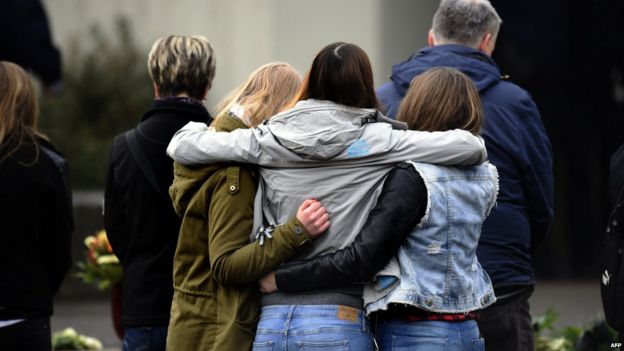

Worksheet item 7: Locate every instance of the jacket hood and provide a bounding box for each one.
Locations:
[266,99,377,160]
[169,114,247,216]
[391,45,502,96]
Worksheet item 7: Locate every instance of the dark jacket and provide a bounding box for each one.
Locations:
[0,137,73,320]
[377,44,554,287]
[104,98,211,327]
[0,0,62,86]
[275,163,426,292]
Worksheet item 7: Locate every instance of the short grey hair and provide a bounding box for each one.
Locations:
[147,35,216,100]
[431,0,502,48]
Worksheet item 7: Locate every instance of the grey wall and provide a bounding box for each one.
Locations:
[42,0,438,111]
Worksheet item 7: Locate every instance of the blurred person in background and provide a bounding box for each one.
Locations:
[104,35,215,351]
[0,0,64,96]
[0,61,73,351]
[166,62,330,351]
[376,1,554,350]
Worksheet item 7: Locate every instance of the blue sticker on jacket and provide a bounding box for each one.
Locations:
[347,140,371,158]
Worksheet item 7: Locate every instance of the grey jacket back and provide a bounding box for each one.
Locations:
[167,99,487,261]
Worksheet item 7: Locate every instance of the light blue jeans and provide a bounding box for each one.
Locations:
[252,305,374,351]
[376,319,484,351]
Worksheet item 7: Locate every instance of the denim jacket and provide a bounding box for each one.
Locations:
[365,161,499,313]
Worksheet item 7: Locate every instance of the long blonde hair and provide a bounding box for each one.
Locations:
[214,62,301,127]
[0,61,47,164]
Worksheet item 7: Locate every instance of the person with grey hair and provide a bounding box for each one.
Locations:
[377,1,554,350]
[104,35,215,351]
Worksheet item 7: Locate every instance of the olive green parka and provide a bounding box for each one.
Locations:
[166,115,311,351]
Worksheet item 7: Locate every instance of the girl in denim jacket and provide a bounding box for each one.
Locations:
[260,67,498,351]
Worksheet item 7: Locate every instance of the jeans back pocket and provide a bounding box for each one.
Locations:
[252,340,275,351]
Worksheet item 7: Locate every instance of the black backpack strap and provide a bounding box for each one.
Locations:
[124,130,169,201]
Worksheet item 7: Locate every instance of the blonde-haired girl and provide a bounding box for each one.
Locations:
[166,62,329,351]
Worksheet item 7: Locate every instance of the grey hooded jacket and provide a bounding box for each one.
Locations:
[167,99,487,305]
[168,99,486,259]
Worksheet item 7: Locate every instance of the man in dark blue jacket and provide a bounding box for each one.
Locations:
[377,1,554,350]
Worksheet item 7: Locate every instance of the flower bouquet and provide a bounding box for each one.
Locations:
[75,230,122,290]
[52,328,102,350]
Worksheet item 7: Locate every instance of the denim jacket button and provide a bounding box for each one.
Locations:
[482,295,490,304]
[425,299,434,307]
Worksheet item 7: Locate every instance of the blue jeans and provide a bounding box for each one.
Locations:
[122,326,167,351]
[252,305,374,351]
[376,319,484,351]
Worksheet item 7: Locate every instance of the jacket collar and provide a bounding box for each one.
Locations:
[391,44,502,96]
[141,98,212,124]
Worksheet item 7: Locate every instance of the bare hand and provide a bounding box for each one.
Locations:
[258,272,278,293]
[296,199,330,238]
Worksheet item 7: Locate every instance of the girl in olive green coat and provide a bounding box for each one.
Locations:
[166,63,329,351]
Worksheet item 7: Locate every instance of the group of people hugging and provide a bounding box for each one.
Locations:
[0,0,553,350]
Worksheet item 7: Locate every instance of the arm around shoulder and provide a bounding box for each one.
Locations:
[388,128,487,166]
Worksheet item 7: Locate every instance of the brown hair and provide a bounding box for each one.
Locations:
[396,67,483,134]
[214,62,301,127]
[292,42,379,109]
[0,61,46,164]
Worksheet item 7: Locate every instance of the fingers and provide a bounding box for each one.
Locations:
[298,199,315,211]
[296,198,330,238]
[313,213,329,227]
[304,200,322,214]
[318,220,330,233]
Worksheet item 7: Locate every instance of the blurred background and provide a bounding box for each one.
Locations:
[17,0,624,348]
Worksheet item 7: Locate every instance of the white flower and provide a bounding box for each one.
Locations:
[61,327,78,337]
[80,335,103,350]
[96,254,120,265]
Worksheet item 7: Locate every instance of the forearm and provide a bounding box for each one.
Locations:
[276,163,427,292]
[209,166,310,286]
[212,217,311,286]
[389,129,487,166]
[167,122,262,166]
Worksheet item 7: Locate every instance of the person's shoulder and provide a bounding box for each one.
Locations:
[109,128,137,160]
[38,139,67,173]
[485,79,535,109]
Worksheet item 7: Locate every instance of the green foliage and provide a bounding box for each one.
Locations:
[39,17,153,188]
[75,260,122,290]
[534,309,620,351]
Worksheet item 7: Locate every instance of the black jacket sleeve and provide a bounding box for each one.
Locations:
[275,162,427,292]
[104,138,129,262]
[39,142,74,295]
